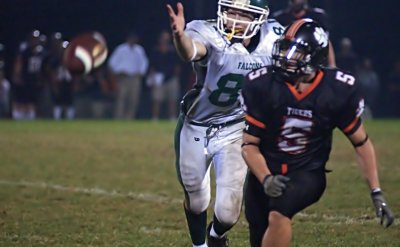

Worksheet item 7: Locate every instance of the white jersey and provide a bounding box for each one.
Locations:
[185,19,283,125]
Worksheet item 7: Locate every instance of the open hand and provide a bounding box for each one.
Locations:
[371,191,395,227]
[166,2,186,38]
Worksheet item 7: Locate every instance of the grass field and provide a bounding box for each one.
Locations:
[0,120,399,247]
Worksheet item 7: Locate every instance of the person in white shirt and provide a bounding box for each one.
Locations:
[0,69,10,118]
[108,32,148,119]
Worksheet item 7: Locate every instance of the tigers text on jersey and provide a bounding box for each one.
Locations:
[242,66,364,174]
[185,19,283,125]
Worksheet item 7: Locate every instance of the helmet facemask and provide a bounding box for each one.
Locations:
[272,19,329,83]
[272,39,316,83]
[217,0,269,40]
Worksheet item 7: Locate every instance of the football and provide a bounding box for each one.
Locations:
[63,31,108,76]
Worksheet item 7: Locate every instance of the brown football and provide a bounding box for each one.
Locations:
[63,31,108,76]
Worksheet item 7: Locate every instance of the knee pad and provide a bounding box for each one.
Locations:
[214,187,243,226]
[187,188,211,214]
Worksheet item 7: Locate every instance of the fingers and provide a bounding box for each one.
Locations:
[274,180,287,189]
[177,2,184,17]
[166,2,185,35]
[166,4,176,19]
[280,176,291,182]
[166,2,184,18]
[269,186,283,197]
[264,175,290,197]
[275,175,291,188]
[271,190,283,197]
[381,207,395,227]
[376,206,382,217]
[375,202,395,227]
[385,216,395,227]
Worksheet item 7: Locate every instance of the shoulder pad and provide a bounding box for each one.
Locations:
[243,66,274,98]
[265,19,284,28]
[271,9,286,18]
[322,68,358,90]
[186,20,216,35]
[186,20,225,49]
[261,19,284,37]
[311,7,327,14]
[205,19,217,23]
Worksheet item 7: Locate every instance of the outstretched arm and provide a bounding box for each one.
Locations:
[348,124,379,190]
[348,124,395,227]
[166,2,207,61]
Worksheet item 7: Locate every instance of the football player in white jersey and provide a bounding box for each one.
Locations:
[166,1,283,246]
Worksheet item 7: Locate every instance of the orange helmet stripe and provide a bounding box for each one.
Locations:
[285,19,308,40]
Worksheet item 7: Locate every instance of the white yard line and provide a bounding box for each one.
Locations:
[0,179,377,225]
[0,179,182,204]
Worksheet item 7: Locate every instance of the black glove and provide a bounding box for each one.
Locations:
[263,174,290,197]
[181,88,201,115]
[371,190,395,227]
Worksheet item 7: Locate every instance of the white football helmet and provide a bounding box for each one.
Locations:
[217,0,269,40]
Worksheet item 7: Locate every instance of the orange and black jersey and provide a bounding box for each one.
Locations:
[242,66,364,174]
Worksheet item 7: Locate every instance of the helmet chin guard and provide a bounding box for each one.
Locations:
[217,0,269,40]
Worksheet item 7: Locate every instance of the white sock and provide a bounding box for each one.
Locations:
[193,243,207,247]
[210,225,225,239]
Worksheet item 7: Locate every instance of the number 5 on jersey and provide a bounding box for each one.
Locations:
[336,71,355,85]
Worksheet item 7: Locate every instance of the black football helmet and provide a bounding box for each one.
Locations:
[272,18,328,83]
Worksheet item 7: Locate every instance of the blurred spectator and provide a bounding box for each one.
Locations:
[147,30,181,121]
[0,43,9,118]
[12,29,45,120]
[0,43,5,70]
[42,32,75,120]
[39,33,48,48]
[108,31,148,120]
[0,69,11,118]
[355,58,380,118]
[271,0,336,67]
[89,66,116,119]
[386,60,400,117]
[52,67,74,120]
[336,37,358,73]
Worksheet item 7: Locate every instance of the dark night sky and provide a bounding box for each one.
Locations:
[0,0,399,78]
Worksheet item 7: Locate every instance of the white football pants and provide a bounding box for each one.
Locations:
[175,117,247,226]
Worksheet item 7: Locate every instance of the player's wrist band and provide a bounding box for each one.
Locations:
[262,174,272,185]
[190,40,198,61]
[353,134,368,148]
[241,142,259,148]
[371,188,382,194]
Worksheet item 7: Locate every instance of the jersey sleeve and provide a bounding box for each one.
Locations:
[242,67,270,137]
[185,20,220,50]
[334,76,365,135]
[185,20,221,64]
